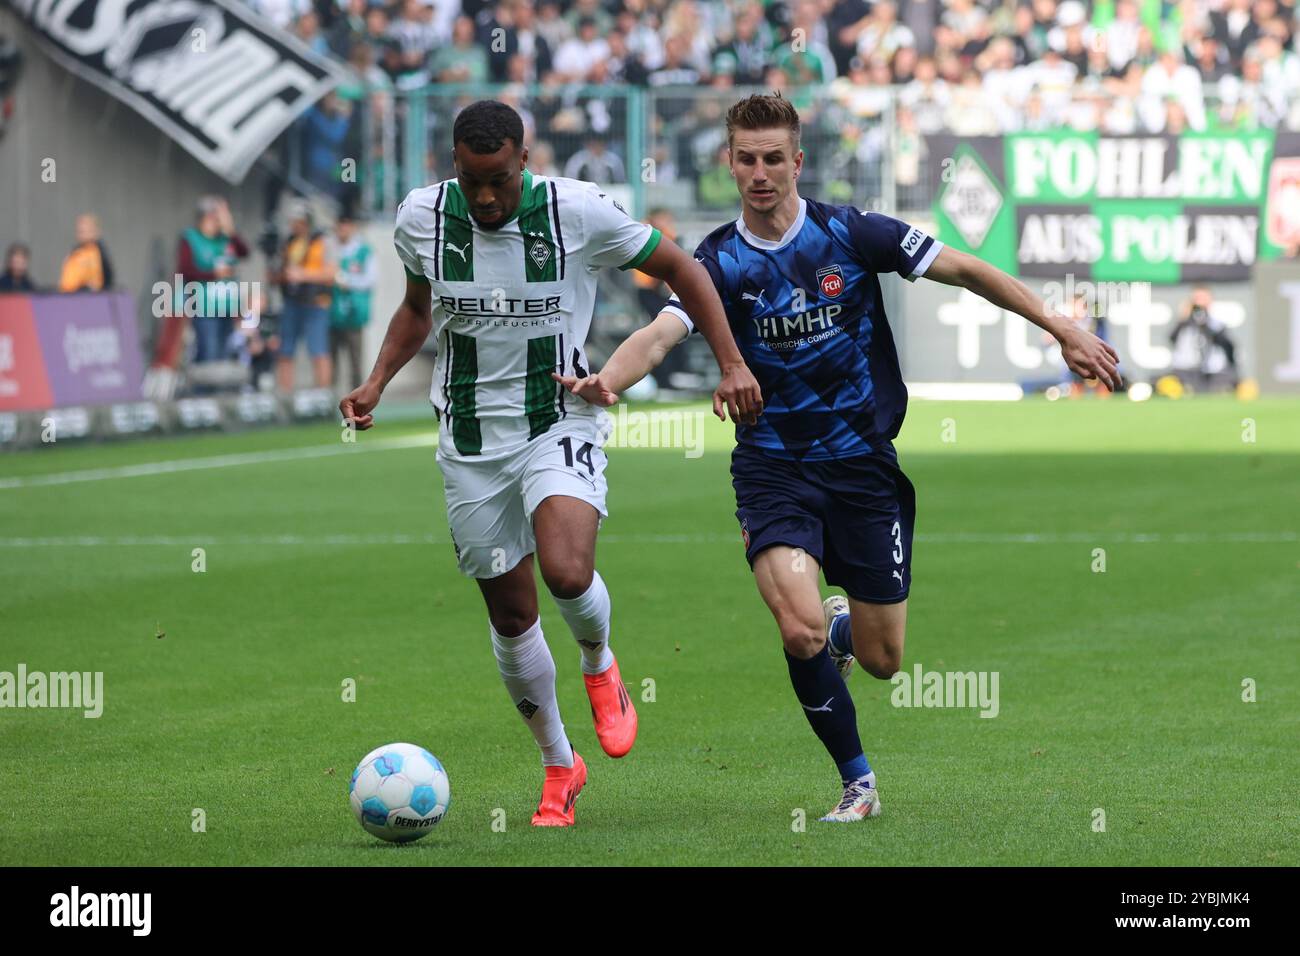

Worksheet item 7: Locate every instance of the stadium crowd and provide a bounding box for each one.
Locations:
[247,0,1300,218]
[262,0,1300,135]
[1,1,1286,398]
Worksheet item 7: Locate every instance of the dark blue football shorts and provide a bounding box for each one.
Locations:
[730,441,916,604]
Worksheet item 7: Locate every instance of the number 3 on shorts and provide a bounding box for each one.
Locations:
[557,436,595,476]
[891,519,903,564]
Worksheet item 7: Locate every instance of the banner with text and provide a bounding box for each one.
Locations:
[0,293,144,412]
[9,0,343,182]
[931,131,1300,283]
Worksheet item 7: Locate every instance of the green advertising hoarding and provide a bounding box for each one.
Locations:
[931,131,1293,283]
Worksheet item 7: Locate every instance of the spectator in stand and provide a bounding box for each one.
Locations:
[328,0,368,59]
[563,137,626,184]
[1014,0,1054,64]
[276,204,335,391]
[482,0,554,84]
[1103,0,1144,73]
[329,213,375,394]
[828,0,873,75]
[386,0,440,90]
[1191,33,1232,83]
[775,0,838,84]
[247,0,310,31]
[0,242,36,292]
[535,0,574,55]
[528,138,561,178]
[1059,16,1091,74]
[1259,34,1300,105]
[1140,49,1206,131]
[58,214,113,293]
[697,143,736,209]
[1024,45,1078,125]
[712,4,773,86]
[980,36,1027,131]
[359,5,390,54]
[946,71,1001,135]
[899,55,952,134]
[648,33,702,87]
[855,1,916,65]
[552,16,610,83]
[616,6,664,72]
[1211,0,1261,67]
[1102,60,1144,133]
[599,29,649,85]
[893,44,919,83]
[301,92,353,200]
[294,8,330,57]
[565,0,614,36]
[1220,45,1288,129]
[178,196,249,365]
[432,15,489,83]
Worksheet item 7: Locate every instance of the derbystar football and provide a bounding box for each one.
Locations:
[349,742,451,843]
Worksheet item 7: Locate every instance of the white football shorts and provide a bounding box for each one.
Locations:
[436,416,609,579]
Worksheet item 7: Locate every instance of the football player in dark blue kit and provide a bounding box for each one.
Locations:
[554,93,1121,821]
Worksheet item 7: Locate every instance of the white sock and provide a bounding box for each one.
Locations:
[552,570,614,675]
[490,618,572,768]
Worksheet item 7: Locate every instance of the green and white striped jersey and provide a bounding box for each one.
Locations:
[395,170,662,461]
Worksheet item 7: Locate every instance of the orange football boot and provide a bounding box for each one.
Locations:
[531,751,588,827]
[583,655,638,757]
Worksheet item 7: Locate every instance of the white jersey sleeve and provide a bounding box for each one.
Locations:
[394,191,427,280]
[581,185,661,272]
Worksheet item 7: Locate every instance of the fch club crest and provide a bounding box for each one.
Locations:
[817,265,845,298]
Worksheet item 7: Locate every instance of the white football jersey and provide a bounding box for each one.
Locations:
[394,170,661,460]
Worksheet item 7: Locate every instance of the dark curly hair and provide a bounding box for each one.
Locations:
[453,100,526,154]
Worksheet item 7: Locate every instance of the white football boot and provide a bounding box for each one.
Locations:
[820,778,882,822]
[823,595,854,678]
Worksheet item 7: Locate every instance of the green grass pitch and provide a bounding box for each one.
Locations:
[1,398,1297,866]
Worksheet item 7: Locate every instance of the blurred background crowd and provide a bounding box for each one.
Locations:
[1,0,1285,401]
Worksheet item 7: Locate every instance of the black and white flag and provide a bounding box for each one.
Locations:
[9,0,345,182]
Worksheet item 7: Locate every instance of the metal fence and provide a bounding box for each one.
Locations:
[321,79,1289,226]
[280,80,1294,393]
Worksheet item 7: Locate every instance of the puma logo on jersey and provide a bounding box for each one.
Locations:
[802,697,834,713]
[741,290,768,308]
[446,240,470,262]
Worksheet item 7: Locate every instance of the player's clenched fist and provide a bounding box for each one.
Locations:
[713,362,764,426]
[340,381,383,430]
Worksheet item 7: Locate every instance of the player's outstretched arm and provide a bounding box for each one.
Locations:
[924,246,1122,391]
[634,239,763,424]
[552,311,689,406]
[339,272,433,430]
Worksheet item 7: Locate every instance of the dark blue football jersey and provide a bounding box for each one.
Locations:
[663,198,943,462]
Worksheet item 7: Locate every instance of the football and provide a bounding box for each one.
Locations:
[349,743,451,843]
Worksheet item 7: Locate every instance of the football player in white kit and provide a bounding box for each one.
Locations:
[340,101,762,826]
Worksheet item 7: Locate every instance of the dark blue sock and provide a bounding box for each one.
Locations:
[828,613,853,656]
[784,645,870,785]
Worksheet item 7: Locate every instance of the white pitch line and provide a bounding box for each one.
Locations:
[0,531,1294,548]
[0,433,438,490]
